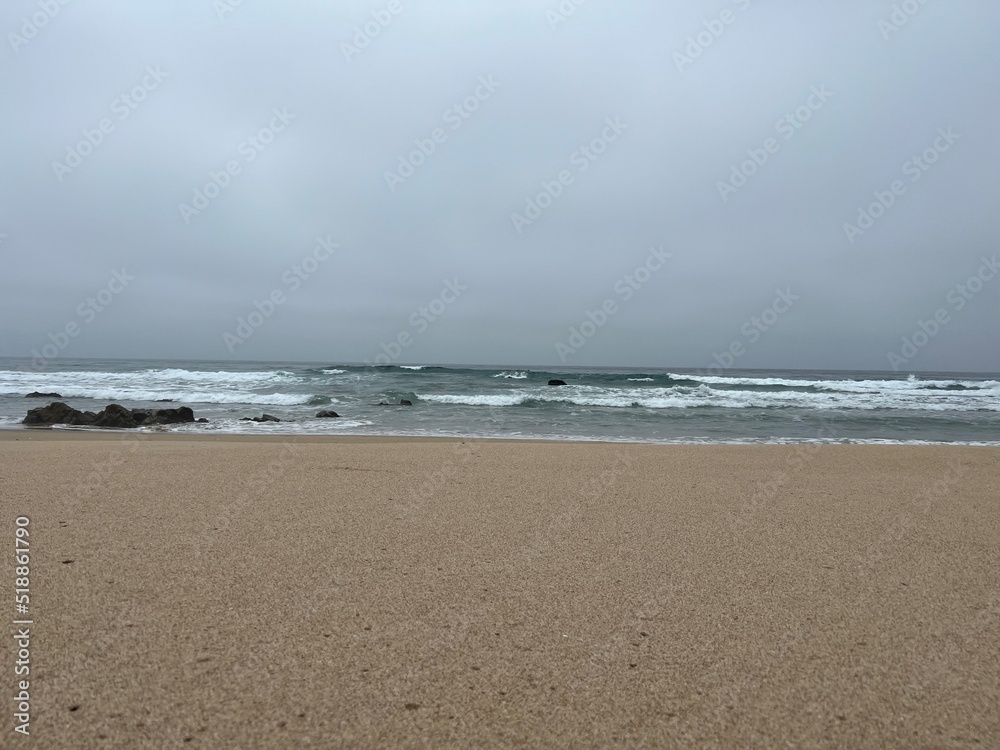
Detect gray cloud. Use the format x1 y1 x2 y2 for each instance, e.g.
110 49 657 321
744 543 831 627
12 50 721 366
2 0 998 372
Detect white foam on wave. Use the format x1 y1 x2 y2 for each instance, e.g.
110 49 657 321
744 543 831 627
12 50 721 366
163 417 374 433
678 373 823 388
400 365 424 370
0 367 297 392
0 367 324 405
628 377 654 382
38 388 321 406
417 382 1000 411
492 371 528 379
675 371 1000 395
321 368 346 375
140 368 300 383
420 394 525 407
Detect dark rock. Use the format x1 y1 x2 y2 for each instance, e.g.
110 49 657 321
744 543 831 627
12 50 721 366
91 404 137 428
400 399 413 406
377 401 389 406
23 401 198 428
154 399 174 402
25 391 62 398
548 379 567 386
131 407 195 425
149 407 195 425
197 418 209 423
22 402 95 426
242 413 281 423
316 410 340 418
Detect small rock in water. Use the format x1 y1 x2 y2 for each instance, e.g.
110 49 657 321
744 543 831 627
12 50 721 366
316 410 340 418
548 379 567 386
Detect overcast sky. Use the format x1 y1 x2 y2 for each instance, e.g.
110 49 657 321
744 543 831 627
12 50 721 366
2 0 997 372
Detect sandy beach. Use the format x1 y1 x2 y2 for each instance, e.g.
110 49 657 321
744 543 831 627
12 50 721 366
2 431 998 748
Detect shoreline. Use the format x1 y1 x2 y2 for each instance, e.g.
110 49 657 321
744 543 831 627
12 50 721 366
2 425 999 447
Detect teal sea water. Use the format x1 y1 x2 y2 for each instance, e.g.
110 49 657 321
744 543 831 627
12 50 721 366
0 358 997 444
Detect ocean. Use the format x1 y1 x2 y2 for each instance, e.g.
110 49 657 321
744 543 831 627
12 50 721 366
0 357 997 445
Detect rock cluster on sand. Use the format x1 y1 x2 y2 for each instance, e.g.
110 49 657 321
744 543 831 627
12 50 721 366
23 402 198 428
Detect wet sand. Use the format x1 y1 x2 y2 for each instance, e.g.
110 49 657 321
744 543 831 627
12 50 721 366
2 431 998 748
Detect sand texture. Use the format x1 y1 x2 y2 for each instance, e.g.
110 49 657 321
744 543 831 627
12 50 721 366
1 432 998 748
